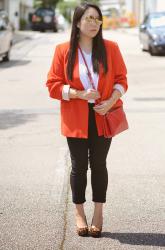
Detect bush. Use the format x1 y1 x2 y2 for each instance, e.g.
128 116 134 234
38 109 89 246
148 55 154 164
20 18 27 30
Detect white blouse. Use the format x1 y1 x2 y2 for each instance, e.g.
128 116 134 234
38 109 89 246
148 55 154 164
62 48 125 101
78 49 98 103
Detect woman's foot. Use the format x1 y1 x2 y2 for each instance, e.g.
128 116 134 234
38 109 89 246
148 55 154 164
76 214 88 236
89 215 103 238
76 214 88 228
91 215 103 230
75 204 88 237
89 202 103 238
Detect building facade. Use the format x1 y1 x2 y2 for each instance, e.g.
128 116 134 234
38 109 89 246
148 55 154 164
0 0 33 30
125 0 165 24
100 0 125 12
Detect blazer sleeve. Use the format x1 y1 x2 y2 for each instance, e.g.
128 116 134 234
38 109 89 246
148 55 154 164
46 45 65 100
113 43 128 93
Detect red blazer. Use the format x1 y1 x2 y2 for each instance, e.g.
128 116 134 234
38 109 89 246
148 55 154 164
46 39 128 138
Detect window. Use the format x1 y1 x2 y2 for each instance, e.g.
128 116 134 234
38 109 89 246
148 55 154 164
150 15 165 28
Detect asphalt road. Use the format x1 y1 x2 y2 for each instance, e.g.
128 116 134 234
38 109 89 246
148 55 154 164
0 29 165 250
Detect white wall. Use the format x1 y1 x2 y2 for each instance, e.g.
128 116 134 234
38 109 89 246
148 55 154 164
20 0 33 7
156 0 165 11
6 0 33 30
8 0 20 30
125 0 133 12
100 0 120 11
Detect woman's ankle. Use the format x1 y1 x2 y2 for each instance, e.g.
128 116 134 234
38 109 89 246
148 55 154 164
94 202 103 215
92 202 103 227
75 211 87 227
75 204 85 217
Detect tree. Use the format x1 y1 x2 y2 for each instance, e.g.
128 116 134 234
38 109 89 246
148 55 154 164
57 1 77 23
57 0 100 23
33 0 60 8
80 0 99 3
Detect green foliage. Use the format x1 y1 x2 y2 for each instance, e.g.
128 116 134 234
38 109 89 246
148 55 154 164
33 0 100 9
80 0 99 4
33 0 59 8
20 18 27 30
33 0 100 23
57 0 100 23
57 1 77 23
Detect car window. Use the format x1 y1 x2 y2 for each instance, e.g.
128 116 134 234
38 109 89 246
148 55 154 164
150 15 165 28
36 9 54 16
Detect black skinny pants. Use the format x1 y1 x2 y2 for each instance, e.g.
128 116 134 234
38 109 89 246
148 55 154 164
67 103 112 204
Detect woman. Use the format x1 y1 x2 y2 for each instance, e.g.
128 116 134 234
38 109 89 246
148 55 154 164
46 2 128 238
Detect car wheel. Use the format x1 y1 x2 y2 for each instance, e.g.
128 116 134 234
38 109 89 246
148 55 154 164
53 27 58 32
2 50 10 62
142 47 147 52
149 46 157 56
140 43 146 51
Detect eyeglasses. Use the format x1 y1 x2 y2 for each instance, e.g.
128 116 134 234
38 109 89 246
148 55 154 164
83 15 102 26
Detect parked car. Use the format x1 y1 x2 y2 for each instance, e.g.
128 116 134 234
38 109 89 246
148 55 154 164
0 10 13 62
31 7 58 32
139 12 165 55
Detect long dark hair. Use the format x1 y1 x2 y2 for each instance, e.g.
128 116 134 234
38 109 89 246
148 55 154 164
67 2 108 80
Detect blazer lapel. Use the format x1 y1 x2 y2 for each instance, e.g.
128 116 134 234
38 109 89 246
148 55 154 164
71 48 85 90
97 63 104 94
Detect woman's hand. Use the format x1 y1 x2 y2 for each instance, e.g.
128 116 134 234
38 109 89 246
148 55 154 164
94 89 122 115
93 99 114 115
77 89 100 101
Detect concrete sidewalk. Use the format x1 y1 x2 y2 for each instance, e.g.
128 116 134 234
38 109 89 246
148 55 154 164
111 27 139 36
13 30 40 45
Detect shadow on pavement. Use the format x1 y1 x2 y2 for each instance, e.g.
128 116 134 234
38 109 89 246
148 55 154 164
13 35 33 45
0 60 31 69
151 54 165 57
102 232 165 247
0 111 37 130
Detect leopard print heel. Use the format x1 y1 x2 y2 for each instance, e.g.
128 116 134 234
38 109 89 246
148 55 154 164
76 216 88 237
89 217 103 238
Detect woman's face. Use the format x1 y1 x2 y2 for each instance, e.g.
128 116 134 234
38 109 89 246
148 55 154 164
77 7 102 39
